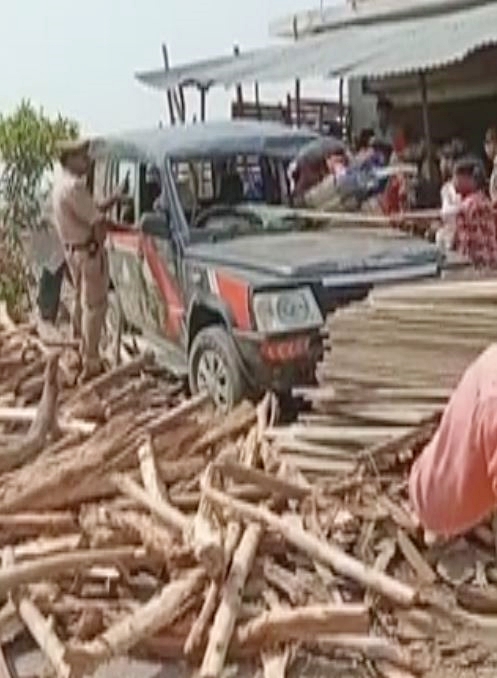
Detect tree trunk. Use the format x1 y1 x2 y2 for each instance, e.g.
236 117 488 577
200 523 262 678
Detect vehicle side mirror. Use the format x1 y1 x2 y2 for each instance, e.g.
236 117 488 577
140 211 170 238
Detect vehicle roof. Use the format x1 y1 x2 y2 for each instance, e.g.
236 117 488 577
90 120 318 164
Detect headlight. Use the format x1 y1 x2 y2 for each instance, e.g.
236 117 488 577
252 287 323 333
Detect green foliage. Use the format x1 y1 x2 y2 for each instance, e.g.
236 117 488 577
0 100 79 317
0 99 79 237
0 233 28 321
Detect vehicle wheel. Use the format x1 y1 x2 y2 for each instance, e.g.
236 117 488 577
188 326 246 412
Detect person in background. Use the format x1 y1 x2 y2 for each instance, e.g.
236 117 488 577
32 196 67 325
435 140 466 253
373 96 395 156
410 343 497 537
451 157 497 268
298 150 350 211
484 126 497 202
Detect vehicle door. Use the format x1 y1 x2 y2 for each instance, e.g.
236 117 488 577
104 157 147 331
136 161 186 346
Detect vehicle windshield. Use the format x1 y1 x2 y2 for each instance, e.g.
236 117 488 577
171 154 313 241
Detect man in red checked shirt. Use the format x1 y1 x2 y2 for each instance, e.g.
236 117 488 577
451 158 497 268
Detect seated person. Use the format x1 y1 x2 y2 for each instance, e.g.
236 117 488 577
219 161 243 205
142 164 162 213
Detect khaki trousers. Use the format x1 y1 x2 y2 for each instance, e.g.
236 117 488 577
65 246 109 371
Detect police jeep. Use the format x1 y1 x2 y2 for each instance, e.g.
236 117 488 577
89 121 441 411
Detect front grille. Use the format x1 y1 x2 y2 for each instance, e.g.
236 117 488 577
311 281 371 317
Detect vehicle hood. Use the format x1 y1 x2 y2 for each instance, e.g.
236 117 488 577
185 228 440 286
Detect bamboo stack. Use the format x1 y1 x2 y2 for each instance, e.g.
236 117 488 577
293 278 497 438
1 302 497 678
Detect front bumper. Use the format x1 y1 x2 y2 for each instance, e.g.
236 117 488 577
233 329 323 394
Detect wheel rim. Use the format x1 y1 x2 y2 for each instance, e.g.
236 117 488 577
196 349 231 410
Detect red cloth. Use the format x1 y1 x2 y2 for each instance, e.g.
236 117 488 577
409 345 497 537
453 192 497 267
379 174 408 216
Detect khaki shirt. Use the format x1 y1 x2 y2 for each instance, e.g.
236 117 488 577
52 164 100 245
490 158 497 203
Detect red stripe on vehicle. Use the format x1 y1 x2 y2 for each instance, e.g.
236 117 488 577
108 231 140 254
142 236 184 338
214 271 251 331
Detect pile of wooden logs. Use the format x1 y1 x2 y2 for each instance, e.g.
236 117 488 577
2 301 497 678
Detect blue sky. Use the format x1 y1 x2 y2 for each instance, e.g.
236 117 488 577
0 0 340 134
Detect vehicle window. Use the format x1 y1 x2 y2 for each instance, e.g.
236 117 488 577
117 160 137 200
92 159 107 203
171 154 298 240
139 163 167 216
171 160 214 223
109 160 138 224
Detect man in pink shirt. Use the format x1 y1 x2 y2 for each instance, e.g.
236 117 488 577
409 344 497 537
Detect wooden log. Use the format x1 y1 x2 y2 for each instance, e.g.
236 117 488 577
146 391 209 437
184 519 243 658
112 473 189 535
0 547 147 597
137 437 168 502
10 534 83 562
204 487 416 607
16 596 72 678
0 601 23 645
396 529 436 585
66 353 153 408
0 406 96 436
237 604 369 647
190 400 257 456
184 580 218 657
0 353 59 473
0 511 76 536
70 567 205 667
215 458 310 501
261 648 291 678
263 558 307 606
79 505 175 562
187 464 224 577
315 635 416 672
0 413 138 513
200 523 262 678
0 645 14 678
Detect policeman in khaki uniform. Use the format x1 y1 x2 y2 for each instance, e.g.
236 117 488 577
52 139 127 381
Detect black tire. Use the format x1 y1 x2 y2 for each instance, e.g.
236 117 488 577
188 326 246 412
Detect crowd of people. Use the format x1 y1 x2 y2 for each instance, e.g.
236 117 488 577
289 96 497 268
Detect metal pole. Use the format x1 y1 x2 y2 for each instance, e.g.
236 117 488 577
161 44 176 126
338 77 344 139
200 87 207 122
295 79 301 128
233 45 244 116
419 71 433 181
293 17 301 128
254 82 261 120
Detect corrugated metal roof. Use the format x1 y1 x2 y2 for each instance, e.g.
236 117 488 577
136 2 497 90
269 0 487 38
